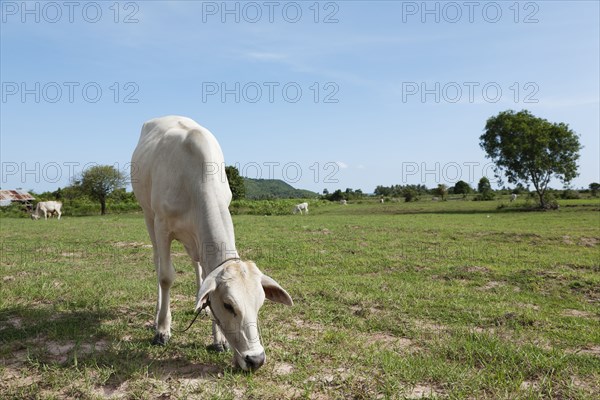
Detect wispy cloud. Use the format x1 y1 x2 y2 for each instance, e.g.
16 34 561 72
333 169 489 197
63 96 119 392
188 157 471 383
336 161 349 169
244 51 289 61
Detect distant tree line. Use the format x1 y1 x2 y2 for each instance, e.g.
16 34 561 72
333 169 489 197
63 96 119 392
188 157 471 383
321 188 364 201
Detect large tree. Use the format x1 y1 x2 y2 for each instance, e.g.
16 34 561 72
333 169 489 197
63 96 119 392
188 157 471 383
79 165 126 215
480 110 581 208
454 180 472 197
225 166 246 200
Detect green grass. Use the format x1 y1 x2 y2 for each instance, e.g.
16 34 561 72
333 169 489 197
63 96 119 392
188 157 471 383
1 198 599 399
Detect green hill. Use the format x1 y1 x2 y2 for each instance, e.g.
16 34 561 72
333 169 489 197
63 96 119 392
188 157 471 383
243 178 317 199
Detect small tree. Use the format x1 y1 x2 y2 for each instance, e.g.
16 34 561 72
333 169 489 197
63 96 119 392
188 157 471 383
225 166 246 200
475 177 495 201
434 184 448 200
403 187 418 202
590 183 600 197
80 165 126 215
454 180 472 197
480 110 581 208
328 189 344 202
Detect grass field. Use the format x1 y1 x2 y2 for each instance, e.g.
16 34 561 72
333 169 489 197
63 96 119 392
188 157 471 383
1 198 599 399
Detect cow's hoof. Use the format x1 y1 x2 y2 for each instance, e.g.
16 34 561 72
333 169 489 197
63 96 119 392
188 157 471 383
152 333 169 346
207 342 229 353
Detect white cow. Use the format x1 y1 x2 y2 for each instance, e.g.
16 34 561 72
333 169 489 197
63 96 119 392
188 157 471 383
31 201 62 220
131 116 292 371
340 199 347 205
510 193 518 202
380 198 384 204
293 202 309 214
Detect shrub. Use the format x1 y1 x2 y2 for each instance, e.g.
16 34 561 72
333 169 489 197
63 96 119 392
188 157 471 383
0 203 30 218
474 191 495 201
561 189 581 200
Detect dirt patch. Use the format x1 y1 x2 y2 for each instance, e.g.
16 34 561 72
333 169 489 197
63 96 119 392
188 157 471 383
414 319 447 333
61 252 82 258
273 362 294 375
561 309 595 318
567 345 600 358
479 281 504 291
0 366 41 389
93 381 130 399
3 316 23 328
578 237 599 247
310 228 332 235
562 235 575 245
351 305 382 318
520 380 539 391
365 332 416 352
515 303 540 311
46 341 75 363
305 367 352 386
571 376 600 394
464 266 491 274
114 241 153 248
45 339 110 363
293 319 325 332
403 383 444 399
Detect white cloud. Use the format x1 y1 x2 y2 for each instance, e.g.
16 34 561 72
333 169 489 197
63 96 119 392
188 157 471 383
244 52 288 61
336 161 349 169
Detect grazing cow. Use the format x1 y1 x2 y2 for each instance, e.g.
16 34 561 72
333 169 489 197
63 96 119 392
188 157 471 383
293 202 309 214
510 193 518 202
380 198 384 204
340 199 347 205
31 201 62 220
131 116 293 372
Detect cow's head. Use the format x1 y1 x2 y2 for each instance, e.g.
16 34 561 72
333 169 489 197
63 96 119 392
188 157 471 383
195 260 293 371
30 213 40 220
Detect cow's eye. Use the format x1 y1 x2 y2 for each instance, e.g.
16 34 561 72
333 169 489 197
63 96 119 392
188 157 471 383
223 303 236 316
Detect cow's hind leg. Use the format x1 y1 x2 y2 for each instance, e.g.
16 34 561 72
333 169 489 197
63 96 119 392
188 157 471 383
152 217 175 346
143 215 160 333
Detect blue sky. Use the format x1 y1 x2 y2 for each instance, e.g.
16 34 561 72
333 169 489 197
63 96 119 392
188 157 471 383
1 0 598 194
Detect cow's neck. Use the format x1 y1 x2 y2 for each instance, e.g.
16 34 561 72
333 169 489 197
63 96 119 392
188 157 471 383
200 223 239 275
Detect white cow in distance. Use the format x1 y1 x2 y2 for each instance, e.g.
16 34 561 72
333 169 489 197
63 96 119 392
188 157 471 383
293 202 309 214
31 201 62 220
340 199 347 205
131 116 293 372
510 193 518 202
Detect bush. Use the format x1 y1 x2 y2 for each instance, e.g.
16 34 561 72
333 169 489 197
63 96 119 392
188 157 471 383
403 189 418 202
542 192 559 210
561 189 581 200
0 203 30 218
473 191 495 201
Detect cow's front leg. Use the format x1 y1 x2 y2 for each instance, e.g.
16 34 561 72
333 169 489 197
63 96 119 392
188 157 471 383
209 319 230 353
193 261 203 307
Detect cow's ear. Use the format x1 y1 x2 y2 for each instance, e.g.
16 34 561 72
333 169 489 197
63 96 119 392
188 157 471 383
261 275 293 306
195 273 218 313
